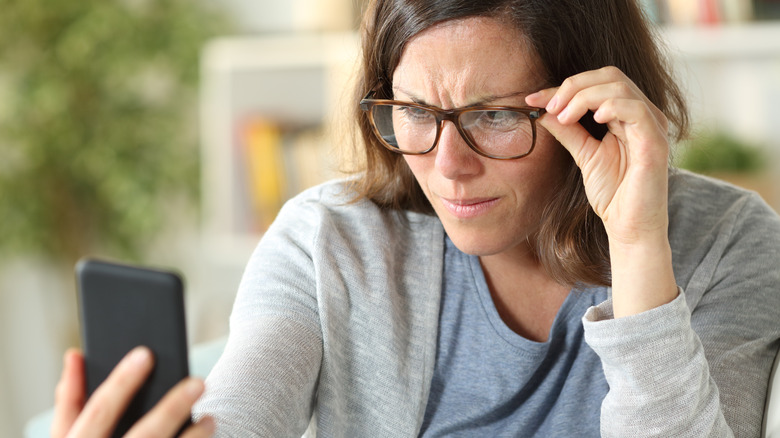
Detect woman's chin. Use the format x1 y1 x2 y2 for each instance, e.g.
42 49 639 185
444 230 520 258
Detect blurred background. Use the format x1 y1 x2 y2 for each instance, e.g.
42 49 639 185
1 0 778 436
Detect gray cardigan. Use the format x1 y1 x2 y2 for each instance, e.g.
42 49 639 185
194 170 780 437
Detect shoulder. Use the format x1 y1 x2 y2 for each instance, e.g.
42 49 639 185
237 178 445 319
668 168 780 240
668 168 765 215
667 169 780 306
265 178 443 268
277 178 439 238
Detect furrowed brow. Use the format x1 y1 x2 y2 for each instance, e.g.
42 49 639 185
392 85 531 107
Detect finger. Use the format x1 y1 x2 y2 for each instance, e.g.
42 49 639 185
66 346 154 438
538 112 597 161
553 82 641 125
179 416 216 438
546 67 669 135
546 66 641 115
125 378 206 438
525 87 558 108
562 85 668 137
51 349 86 438
593 98 669 147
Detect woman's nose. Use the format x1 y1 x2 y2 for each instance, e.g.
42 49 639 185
434 121 481 179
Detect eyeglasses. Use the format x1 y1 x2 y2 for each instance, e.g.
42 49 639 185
359 84 545 160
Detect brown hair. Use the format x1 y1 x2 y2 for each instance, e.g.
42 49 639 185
346 0 689 286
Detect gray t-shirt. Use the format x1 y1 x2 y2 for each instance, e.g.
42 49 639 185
419 236 609 437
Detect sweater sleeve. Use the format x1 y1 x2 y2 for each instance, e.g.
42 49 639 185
192 193 325 437
583 184 780 437
583 290 733 437
681 192 780 437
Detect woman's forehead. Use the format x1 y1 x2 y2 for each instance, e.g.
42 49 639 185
392 17 543 104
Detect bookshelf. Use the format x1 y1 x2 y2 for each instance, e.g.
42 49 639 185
200 33 359 261
661 21 780 56
659 23 780 147
643 0 780 25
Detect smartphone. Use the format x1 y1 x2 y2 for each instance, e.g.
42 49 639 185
76 259 190 437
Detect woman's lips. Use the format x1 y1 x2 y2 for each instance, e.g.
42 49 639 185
439 197 500 219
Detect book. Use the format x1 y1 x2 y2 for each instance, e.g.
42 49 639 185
241 118 286 231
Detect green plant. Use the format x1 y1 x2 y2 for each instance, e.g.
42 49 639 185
0 0 231 266
676 130 767 175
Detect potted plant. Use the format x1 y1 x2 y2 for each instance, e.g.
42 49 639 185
675 130 775 208
0 0 230 269
0 0 232 364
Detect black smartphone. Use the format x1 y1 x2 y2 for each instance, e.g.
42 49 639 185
76 259 190 437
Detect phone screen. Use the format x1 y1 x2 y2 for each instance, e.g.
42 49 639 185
76 259 190 437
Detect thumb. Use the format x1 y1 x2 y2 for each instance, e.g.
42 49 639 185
538 112 599 167
51 349 86 438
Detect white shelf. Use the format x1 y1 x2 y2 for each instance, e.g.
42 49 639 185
660 22 780 59
658 23 780 152
199 33 360 258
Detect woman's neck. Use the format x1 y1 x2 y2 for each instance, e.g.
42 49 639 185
479 246 571 342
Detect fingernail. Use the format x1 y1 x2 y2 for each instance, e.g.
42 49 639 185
128 346 152 366
185 378 204 397
593 107 604 122
547 96 559 112
557 107 569 122
199 415 216 433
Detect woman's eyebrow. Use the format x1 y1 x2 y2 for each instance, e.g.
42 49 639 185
391 85 430 104
392 85 532 106
476 90 531 105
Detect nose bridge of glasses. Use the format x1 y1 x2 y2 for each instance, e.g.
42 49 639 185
435 111 476 156
434 107 462 125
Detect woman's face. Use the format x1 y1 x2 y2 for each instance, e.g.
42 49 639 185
392 16 570 259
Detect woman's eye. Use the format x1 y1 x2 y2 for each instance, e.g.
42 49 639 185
476 111 524 130
396 106 433 122
485 111 517 123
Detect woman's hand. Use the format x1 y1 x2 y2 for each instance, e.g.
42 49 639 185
52 347 215 438
526 66 678 317
527 66 670 242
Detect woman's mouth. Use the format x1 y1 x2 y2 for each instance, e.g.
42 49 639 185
439 197 500 219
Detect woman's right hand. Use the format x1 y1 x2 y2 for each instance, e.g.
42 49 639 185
51 346 215 438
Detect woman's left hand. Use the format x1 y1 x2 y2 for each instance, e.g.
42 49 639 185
526 66 678 317
526 66 670 244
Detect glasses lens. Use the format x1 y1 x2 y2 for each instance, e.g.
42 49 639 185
459 110 534 158
371 104 437 153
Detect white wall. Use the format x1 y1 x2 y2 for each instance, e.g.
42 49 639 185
0 260 74 437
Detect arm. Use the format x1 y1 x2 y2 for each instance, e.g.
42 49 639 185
582 290 732 437
678 188 780 436
527 67 736 436
581 188 780 437
192 197 324 437
527 66 678 318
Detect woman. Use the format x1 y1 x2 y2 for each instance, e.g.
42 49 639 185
53 0 780 436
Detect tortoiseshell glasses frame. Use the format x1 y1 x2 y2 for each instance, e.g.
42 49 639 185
359 83 545 160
